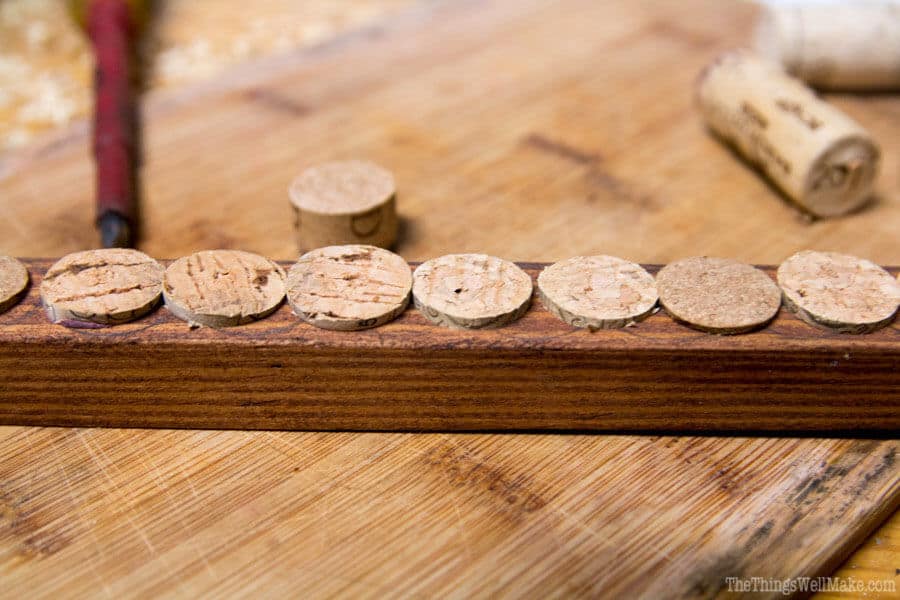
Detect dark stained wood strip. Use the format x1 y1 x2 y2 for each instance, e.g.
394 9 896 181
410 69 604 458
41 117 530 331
0 260 896 433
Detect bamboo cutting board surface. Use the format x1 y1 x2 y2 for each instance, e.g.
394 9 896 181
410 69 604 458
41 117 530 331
0 0 898 597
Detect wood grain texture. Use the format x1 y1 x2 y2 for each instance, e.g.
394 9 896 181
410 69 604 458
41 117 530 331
0 0 899 596
824 510 900 600
2 0 899 265
1 259 898 433
0 428 896 598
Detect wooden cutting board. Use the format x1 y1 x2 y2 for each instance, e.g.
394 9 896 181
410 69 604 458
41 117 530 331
0 0 897 597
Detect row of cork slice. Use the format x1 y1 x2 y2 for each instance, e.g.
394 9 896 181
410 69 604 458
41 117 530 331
0 248 897 335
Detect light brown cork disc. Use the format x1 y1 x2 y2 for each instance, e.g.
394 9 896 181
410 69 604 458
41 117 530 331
412 254 532 330
537 255 658 330
164 250 286 328
40 249 163 327
289 160 398 252
286 245 412 331
0 255 29 315
777 250 900 333
657 257 781 334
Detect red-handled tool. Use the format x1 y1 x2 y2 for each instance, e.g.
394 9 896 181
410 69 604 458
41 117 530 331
69 0 149 247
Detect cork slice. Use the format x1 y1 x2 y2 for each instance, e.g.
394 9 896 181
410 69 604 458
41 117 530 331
289 160 395 216
412 254 532 330
40 249 164 328
657 257 781 334
164 250 286 328
777 250 900 333
286 245 412 331
0 255 29 315
537 255 658 330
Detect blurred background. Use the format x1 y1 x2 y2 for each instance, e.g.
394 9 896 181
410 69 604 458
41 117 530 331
0 0 414 152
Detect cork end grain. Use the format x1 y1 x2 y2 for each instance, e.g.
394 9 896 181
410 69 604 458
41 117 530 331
0 255 29 315
777 250 900 333
289 160 395 216
40 249 163 327
805 135 880 217
657 257 781 335
537 255 658 330
286 245 411 331
412 254 532 330
164 250 286 328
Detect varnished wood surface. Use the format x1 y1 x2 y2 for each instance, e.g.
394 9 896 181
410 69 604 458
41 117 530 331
1 260 898 433
0 0 898 596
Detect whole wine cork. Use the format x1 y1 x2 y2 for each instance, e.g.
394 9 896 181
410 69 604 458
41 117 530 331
412 254 532 330
289 160 398 252
537 255 658 330
0 256 29 315
697 51 880 217
164 250 286 328
755 2 900 91
286 245 411 331
657 257 781 335
41 249 164 327
777 250 900 333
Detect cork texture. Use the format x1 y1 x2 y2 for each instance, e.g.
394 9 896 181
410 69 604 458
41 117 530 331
755 2 900 91
40 249 164 327
777 250 900 333
657 256 781 334
537 255 658 330
412 254 532 330
164 250 286 328
289 160 398 251
0 255 29 315
286 245 412 331
697 51 880 217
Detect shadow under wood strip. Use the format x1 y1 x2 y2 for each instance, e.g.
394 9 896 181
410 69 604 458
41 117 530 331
0 260 896 433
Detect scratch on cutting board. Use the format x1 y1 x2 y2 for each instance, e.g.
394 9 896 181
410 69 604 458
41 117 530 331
51 454 115 600
127 431 219 581
76 431 188 592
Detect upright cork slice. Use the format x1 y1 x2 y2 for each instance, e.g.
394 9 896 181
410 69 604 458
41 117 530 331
40 249 163 327
164 250 286 328
0 256 29 315
777 250 899 333
289 160 398 252
537 255 657 330
697 51 880 217
412 254 532 330
286 245 412 331
657 257 781 335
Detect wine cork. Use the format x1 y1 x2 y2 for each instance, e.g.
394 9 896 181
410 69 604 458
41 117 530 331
0 256 29 315
289 160 398 252
286 245 411 331
657 257 781 335
537 255 658 330
697 51 880 217
412 254 532 330
41 249 164 327
755 2 900 91
777 250 900 333
164 250 286 328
